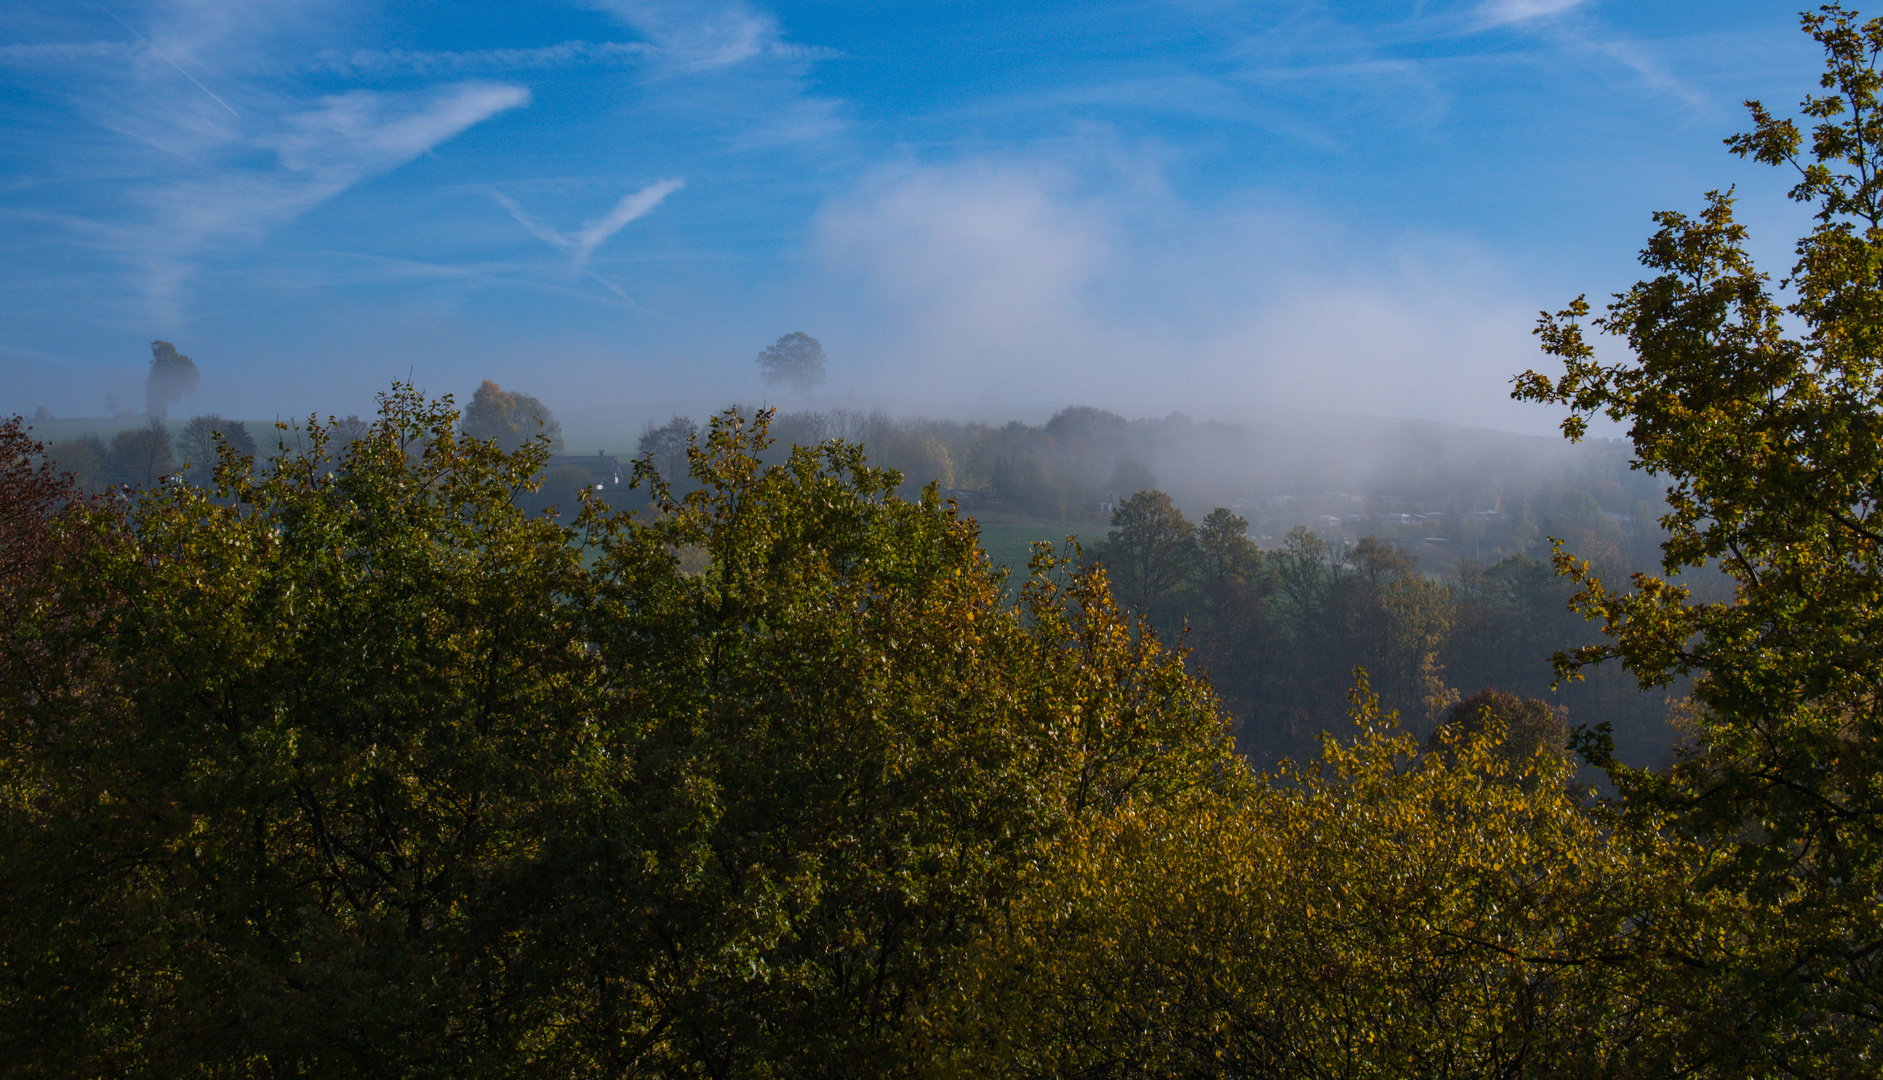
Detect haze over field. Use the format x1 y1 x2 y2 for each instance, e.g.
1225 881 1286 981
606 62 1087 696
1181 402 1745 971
0 0 1815 432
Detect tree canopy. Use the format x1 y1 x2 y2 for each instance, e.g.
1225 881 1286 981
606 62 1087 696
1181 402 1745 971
0 387 1240 1077
175 413 255 486
756 331 827 394
459 378 564 453
1513 4 1883 1065
144 340 200 420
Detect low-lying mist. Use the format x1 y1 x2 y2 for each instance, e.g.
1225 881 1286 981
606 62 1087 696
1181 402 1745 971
29 383 1698 771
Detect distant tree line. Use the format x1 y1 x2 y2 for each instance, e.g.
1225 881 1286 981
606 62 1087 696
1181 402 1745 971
707 401 1673 572
605 407 1680 767
46 414 258 492
1087 494 1679 766
38 382 1677 769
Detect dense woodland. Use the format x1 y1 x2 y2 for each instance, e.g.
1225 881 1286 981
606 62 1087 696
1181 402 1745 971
0 395 1712 1078
37 391 1685 768
11 9 1883 1075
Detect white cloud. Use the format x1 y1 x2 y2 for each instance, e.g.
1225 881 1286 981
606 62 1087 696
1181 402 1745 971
128 82 530 312
1474 0 1589 28
813 157 1550 429
817 162 1115 371
586 0 800 71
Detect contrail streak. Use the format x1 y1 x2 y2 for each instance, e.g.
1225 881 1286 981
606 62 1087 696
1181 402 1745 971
493 178 686 270
99 3 239 117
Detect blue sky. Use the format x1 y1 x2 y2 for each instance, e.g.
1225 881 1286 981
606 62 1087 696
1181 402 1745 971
0 0 1825 434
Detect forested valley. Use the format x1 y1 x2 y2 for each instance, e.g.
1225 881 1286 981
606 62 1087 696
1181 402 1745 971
759 402 1692 768
11 8 1883 1077
34 383 1690 771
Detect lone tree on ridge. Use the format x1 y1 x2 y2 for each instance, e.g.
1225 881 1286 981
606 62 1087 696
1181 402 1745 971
146 340 200 420
756 332 826 395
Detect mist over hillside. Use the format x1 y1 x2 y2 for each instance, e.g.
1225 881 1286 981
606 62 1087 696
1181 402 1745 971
37 386 1654 566
29 383 1695 772
556 395 1662 567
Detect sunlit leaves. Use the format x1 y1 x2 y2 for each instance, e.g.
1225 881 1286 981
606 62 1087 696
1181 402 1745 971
936 679 1697 1078
0 390 1247 1078
1512 4 1883 1067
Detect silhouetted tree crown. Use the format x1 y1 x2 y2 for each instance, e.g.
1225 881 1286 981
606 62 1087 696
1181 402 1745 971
636 414 697 483
107 420 173 488
756 332 826 394
176 415 255 486
145 340 200 420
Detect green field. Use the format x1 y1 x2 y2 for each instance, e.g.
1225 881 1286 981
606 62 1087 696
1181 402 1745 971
20 417 169 442
972 521 1086 572
20 417 282 443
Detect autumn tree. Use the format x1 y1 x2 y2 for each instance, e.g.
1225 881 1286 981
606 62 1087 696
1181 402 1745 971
501 411 1231 1076
0 390 1234 1078
1197 506 1262 595
1429 686 1567 777
1099 489 1197 625
460 378 564 453
936 676 1684 1078
1513 5 1883 1067
0 389 591 1077
0 416 101 704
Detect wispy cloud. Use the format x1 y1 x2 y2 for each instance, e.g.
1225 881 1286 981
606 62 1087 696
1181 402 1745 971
1583 36 1707 108
127 82 531 312
1465 0 1706 108
1226 0 1703 118
586 0 836 72
1474 0 1590 29
0 0 533 318
95 3 241 115
494 178 686 269
0 40 136 65
264 84 529 177
303 40 651 77
301 249 647 310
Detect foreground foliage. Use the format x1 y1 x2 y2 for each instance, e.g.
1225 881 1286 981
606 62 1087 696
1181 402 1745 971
1513 4 1883 1069
0 389 1775 1077
15 11 1883 1071
0 394 1694 1077
0 393 1243 1077
940 681 1674 1078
